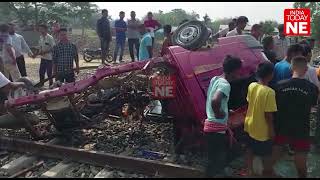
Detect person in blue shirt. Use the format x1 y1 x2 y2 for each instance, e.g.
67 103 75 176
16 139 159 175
271 44 305 86
138 24 152 61
113 11 127 64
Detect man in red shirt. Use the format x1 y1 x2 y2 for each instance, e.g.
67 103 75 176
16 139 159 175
144 12 161 47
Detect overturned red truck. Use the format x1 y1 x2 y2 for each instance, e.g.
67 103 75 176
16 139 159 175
6 21 267 151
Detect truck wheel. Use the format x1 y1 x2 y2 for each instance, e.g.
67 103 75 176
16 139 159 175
172 20 209 51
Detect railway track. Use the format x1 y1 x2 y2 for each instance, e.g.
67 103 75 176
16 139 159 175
0 136 205 178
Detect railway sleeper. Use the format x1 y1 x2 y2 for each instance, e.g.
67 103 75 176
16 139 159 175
41 161 75 178
0 138 60 176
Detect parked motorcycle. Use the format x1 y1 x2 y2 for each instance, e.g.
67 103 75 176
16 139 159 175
82 48 113 63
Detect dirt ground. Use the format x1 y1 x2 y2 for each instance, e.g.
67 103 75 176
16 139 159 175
25 52 145 85
25 56 108 83
25 39 162 84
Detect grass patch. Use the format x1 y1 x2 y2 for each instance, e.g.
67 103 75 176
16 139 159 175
72 28 97 38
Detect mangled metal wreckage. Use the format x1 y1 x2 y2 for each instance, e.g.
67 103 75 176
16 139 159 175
3 21 267 151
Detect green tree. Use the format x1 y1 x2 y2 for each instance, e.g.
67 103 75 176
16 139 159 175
37 2 70 25
143 9 200 26
0 2 69 25
0 2 97 32
67 2 98 37
259 20 278 35
294 2 320 40
190 11 200 20
208 17 234 34
6 2 36 25
0 2 16 23
203 13 211 26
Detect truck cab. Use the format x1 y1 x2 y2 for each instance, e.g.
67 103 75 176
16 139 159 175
164 35 268 151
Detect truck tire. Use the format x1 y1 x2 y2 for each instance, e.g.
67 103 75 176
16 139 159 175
172 20 209 51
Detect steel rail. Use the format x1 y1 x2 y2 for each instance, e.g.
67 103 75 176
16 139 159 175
0 136 205 178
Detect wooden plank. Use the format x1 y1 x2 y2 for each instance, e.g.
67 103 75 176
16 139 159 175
0 137 204 178
0 155 37 175
41 162 74 178
9 161 44 178
94 168 113 178
0 138 59 176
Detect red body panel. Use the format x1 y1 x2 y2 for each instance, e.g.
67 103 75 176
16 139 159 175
8 35 267 150
165 35 267 148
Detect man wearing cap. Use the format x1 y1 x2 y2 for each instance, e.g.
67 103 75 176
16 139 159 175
226 16 249 37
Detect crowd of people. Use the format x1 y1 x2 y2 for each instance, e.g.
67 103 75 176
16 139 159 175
0 22 79 88
0 9 169 89
0 8 319 178
204 17 318 178
97 9 168 64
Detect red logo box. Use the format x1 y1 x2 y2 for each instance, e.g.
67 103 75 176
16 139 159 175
151 75 176 99
284 8 311 36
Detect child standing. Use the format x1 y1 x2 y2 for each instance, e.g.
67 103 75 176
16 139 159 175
272 56 318 178
204 55 242 177
244 62 277 177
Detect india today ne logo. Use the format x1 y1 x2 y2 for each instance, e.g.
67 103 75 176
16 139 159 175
284 8 311 36
151 75 176 99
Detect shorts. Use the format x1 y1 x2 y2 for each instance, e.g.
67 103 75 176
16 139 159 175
273 135 311 152
245 133 272 156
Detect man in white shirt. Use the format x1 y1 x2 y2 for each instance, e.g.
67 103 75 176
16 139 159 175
127 11 141 62
251 24 263 42
33 24 55 87
0 24 20 82
226 16 248 37
8 23 33 77
212 19 237 41
300 43 320 90
273 24 290 61
0 72 42 139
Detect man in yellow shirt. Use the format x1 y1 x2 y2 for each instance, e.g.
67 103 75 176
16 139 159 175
244 62 277 177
